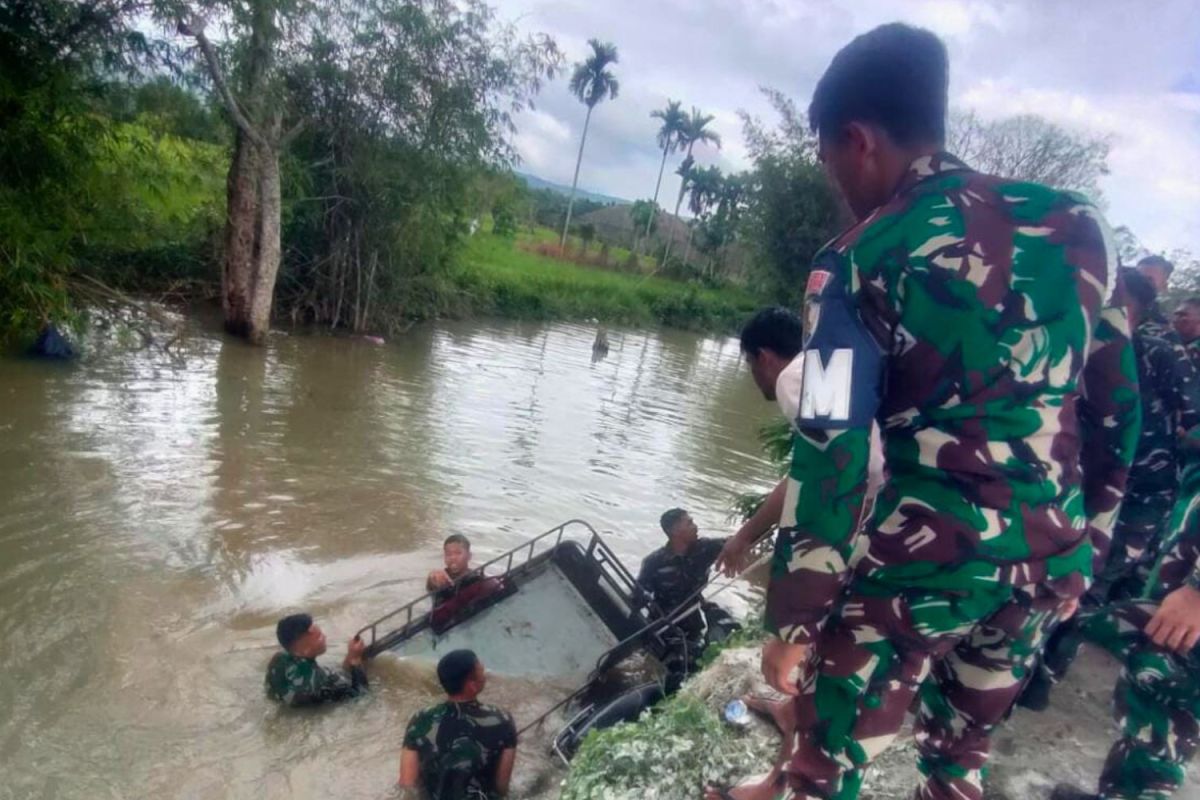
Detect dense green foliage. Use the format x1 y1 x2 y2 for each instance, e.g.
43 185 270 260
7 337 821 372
270 0 562 332
0 0 199 340
562 692 774 800
737 89 843 308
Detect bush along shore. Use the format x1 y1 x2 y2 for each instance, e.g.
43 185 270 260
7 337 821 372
559 619 773 800
449 233 760 334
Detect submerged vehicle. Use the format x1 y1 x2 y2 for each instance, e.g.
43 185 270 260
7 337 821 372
355 519 701 760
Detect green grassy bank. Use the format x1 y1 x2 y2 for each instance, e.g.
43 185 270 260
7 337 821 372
450 233 760 333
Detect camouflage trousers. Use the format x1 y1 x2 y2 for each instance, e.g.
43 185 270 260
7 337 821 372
1068 601 1200 800
785 572 1063 800
1034 494 1175 688
1096 492 1176 601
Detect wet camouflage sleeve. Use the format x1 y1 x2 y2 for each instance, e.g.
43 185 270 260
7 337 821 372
265 652 367 707
1079 274 1141 572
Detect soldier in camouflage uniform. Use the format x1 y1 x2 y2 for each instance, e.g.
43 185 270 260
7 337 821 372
1171 297 1200 360
1021 270 1200 709
723 24 1139 800
1050 451 1200 800
400 649 517 800
264 613 369 707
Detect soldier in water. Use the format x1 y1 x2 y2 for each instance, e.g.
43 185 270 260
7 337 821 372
709 22 1138 800
265 613 369 707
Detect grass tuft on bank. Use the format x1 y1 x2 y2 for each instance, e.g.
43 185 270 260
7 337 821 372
452 234 759 332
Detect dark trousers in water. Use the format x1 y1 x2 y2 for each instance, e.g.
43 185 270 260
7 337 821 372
662 602 739 693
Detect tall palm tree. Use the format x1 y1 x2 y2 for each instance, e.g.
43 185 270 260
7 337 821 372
661 107 720 267
683 165 723 267
643 99 686 249
561 39 619 252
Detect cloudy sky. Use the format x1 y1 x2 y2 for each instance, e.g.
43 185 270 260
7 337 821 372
493 0 1200 255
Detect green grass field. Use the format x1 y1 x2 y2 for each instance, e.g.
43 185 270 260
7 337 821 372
452 232 759 332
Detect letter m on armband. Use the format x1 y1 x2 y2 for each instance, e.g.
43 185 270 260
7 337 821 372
797 264 882 430
800 349 854 422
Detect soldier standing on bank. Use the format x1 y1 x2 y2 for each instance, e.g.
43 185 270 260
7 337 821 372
707 22 1139 800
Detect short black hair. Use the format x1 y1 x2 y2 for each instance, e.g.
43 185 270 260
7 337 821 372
443 534 470 550
1138 255 1174 276
809 23 948 146
276 613 313 651
740 307 804 359
660 508 688 536
437 649 479 694
1120 267 1156 311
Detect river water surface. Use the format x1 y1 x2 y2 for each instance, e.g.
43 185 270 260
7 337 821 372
0 316 777 799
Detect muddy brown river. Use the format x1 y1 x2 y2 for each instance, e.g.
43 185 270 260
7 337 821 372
0 316 777 799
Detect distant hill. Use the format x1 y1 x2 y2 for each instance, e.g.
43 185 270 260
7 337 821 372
517 172 630 207
577 204 689 248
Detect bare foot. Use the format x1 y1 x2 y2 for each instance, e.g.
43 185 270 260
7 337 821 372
744 695 794 736
703 770 783 800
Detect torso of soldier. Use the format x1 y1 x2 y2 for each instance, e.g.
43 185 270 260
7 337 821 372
814 152 1114 586
264 651 362 707
1128 333 1191 498
403 700 517 800
1137 308 1172 341
638 538 725 614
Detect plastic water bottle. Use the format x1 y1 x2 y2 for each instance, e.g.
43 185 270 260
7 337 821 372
723 698 751 727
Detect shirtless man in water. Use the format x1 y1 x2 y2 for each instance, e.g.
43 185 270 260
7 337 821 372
426 533 477 599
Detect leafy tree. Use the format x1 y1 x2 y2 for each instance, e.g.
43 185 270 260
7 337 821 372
629 199 657 246
173 0 319 344
738 88 841 307
0 0 174 341
661 106 720 267
948 111 1111 200
101 75 225 143
682 165 722 267
578 222 596 254
561 39 619 251
642 99 686 248
276 0 560 332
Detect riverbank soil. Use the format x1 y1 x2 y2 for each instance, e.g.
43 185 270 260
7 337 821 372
685 645 1200 800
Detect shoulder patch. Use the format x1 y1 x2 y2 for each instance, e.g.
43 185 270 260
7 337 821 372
806 269 832 296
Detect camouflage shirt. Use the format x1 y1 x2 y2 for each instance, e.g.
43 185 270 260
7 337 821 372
767 152 1140 645
637 537 725 615
1138 306 1172 340
1125 333 1200 501
264 652 368 707
403 700 517 800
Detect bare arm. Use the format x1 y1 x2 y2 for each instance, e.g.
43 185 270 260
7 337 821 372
715 478 787 576
494 747 517 796
738 478 788 544
398 748 421 788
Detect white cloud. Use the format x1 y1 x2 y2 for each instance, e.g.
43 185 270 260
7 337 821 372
495 0 1200 252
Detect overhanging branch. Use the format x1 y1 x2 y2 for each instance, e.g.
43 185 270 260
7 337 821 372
178 12 267 148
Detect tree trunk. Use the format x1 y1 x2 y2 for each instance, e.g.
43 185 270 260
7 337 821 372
683 223 694 268
561 105 593 252
222 122 282 345
660 142 695 269
642 144 670 252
